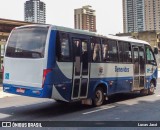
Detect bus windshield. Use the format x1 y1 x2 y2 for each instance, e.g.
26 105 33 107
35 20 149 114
6 27 48 58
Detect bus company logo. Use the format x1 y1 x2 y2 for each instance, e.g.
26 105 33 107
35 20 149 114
99 67 104 74
5 73 9 80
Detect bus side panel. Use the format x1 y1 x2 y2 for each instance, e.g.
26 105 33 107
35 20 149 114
46 30 57 69
88 63 133 97
41 30 57 98
116 77 133 93
50 62 72 101
45 30 72 101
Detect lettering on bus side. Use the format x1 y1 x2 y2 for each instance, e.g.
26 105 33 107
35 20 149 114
115 66 129 72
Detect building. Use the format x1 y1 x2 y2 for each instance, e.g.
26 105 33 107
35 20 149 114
24 0 46 23
145 0 160 31
123 0 160 33
74 5 96 32
116 31 160 49
123 0 145 33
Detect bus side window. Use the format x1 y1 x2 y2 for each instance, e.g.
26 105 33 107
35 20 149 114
102 39 118 62
56 32 61 60
118 41 123 62
102 38 109 61
123 42 132 63
91 37 101 62
118 41 132 63
145 45 156 65
57 32 71 62
108 40 118 62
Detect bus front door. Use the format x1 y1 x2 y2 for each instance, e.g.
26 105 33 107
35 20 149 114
133 47 140 90
133 46 145 90
71 38 90 100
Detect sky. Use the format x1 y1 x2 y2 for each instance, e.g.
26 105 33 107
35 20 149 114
0 0 123 35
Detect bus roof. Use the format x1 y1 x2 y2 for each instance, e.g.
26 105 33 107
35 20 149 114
106 35 149 45
52 25 149 45
15 24 150 45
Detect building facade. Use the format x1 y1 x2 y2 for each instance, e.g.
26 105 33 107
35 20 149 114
24 0 46 23
116 31 160 49
123 0 145 33
123 0 160 33
74 5 96 32
145 0 160 31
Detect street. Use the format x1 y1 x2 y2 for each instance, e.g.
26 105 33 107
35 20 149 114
0 79 160 123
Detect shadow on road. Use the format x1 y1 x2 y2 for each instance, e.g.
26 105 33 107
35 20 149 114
106 92 142 103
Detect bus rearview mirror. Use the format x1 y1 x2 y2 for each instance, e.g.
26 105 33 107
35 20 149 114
153 47 158 55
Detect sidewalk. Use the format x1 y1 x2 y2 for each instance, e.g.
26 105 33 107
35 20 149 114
0 86 16 98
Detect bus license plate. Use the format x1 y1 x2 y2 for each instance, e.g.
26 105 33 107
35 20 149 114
16 88 25 93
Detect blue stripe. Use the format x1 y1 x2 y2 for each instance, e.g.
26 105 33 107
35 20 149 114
3 83 52 98
47 30 56 69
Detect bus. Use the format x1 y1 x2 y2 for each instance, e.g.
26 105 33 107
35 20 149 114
3 24 158 106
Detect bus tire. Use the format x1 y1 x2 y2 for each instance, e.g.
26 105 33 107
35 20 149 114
92 87 104 107
148 82 155 95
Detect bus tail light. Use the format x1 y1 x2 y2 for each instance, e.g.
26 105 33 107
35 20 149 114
42 69 52 88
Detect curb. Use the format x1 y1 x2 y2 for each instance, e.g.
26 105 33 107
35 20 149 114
0 86 17 98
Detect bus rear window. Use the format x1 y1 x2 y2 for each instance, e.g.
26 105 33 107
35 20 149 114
6 27 48 58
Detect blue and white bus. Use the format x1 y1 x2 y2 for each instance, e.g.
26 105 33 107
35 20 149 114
3 24 158 106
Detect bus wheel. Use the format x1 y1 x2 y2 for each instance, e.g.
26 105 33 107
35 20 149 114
93 87 104 107
148 82 155 95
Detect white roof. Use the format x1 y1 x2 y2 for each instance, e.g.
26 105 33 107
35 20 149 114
16 24 149 45
52 25 149 45
106 35 149 45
